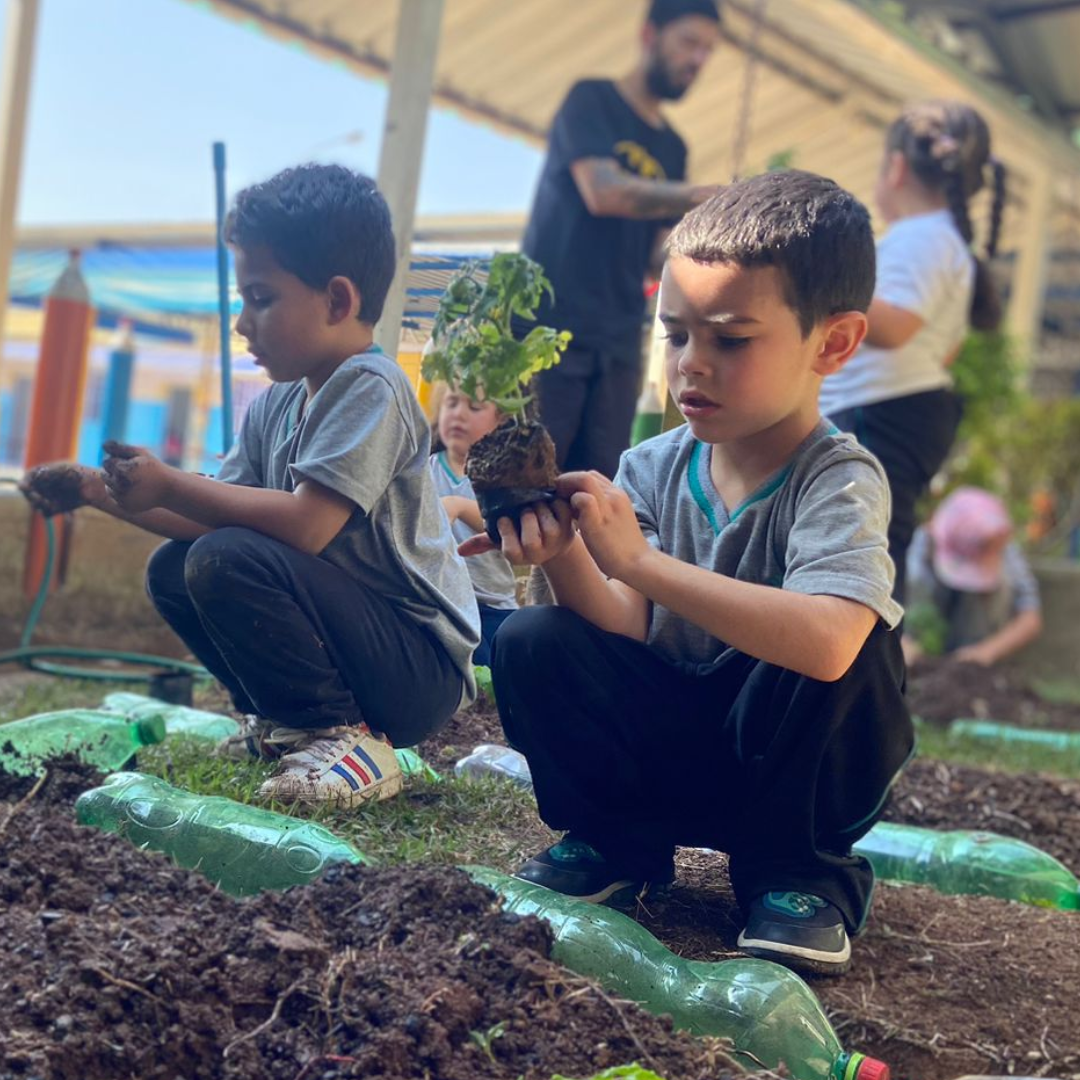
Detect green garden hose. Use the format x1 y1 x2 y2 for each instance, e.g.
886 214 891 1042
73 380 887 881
1 478 207 684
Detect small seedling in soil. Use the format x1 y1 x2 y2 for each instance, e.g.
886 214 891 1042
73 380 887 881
423 252 571 543
20 462 93 516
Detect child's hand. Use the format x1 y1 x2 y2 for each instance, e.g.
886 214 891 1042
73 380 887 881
19 462 107 516
441 495 484 532
557 471 652 581
458 499 575 565
101 441 173 512
952 642 996 667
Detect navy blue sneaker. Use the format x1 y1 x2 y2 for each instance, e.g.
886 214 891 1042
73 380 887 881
515 837 675 904
737 891 851 976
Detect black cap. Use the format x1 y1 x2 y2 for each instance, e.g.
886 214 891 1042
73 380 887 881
647 0 721 29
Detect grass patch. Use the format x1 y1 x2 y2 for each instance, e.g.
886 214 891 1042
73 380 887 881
914 720 1080 779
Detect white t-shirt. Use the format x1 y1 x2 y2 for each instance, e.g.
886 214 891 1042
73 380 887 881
819 210 973 417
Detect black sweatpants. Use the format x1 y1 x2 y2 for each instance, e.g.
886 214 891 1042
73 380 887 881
145 527 463 745
536 343 643 479
829 389 962 604
492 606 913 932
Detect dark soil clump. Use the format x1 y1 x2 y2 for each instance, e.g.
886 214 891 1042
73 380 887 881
885 756 1080 872
2 783 751 1080
906 656 1080 729
0 754 105 807
20 464 86 515
465 419 559 492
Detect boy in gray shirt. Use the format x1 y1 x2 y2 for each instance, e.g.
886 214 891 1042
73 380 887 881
22 165 479 810
473 172 912 976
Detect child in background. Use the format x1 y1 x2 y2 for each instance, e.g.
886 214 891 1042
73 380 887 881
905 486 1042 667
820 101 1007 603
22 164 480 808
470 172 912 977
429 382 518 666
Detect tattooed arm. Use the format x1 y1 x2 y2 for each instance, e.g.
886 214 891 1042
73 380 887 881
570 157 719 220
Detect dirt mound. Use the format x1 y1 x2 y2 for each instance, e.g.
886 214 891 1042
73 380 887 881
418 693 503 770
1 785 749 1080
885 756 1080 873
906 657 1080 729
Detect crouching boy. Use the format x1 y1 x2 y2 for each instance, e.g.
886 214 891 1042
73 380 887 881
22 165 480 808
473 171 912 976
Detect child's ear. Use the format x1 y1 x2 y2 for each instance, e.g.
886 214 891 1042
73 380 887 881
813 311 868 376
326 276 362 325
883 149 907 189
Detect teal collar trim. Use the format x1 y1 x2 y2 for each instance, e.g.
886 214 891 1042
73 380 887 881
688 441 722 535
688 440 793 534
438 451 462 484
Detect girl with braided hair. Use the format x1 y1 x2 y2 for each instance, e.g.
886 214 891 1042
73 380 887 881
821 100 1007 604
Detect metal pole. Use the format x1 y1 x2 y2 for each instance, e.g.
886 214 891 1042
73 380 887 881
374 0 446 357
0 0 42 368
213 141 234 453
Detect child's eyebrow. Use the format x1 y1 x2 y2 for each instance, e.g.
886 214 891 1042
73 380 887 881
658 312 761 326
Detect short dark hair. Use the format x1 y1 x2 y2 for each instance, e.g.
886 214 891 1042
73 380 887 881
666 170 875 336
225 164 396 325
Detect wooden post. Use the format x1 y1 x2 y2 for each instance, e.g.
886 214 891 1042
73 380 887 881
374 0 446 359
0 0 42 367
1006 163 1054 374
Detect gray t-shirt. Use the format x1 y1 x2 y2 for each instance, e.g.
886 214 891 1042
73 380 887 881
428 452 518 611
216 348 481 701
907 527 1040 651
616 421 904 673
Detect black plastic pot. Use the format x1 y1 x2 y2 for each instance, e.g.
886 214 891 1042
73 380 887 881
475 486 557 546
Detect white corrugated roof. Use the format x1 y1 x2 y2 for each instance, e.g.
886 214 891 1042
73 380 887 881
188 0 1080 256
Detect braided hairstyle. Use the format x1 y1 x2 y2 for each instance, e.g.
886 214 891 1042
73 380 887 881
886 101 1007 331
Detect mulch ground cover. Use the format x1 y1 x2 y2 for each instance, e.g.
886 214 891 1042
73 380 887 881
425 694 1080 1080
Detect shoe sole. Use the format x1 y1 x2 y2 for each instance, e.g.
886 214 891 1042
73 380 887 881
736 930 852 977
260 775 404 809
516 875 674 905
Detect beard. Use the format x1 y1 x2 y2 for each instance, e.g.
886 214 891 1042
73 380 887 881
644 54 691 101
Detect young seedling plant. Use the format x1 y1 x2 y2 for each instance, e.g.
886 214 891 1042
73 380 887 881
422 252 571 543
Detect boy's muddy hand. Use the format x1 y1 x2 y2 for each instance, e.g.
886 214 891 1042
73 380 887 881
102 441 172 512
19 462 107 516
458 499 574 564
556 471 652 580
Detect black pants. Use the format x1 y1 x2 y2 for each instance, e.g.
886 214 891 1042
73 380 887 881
476 604 515 668
145 528 463 745
829 389 962 604
492 606 913 932
536 343 643 479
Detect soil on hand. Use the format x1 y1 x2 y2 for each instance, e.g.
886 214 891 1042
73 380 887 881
1 766 753 1080
465 419 559 491
906 656 1080 729
22 464 86 515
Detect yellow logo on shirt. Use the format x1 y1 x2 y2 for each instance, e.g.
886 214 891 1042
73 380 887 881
614 140 668 180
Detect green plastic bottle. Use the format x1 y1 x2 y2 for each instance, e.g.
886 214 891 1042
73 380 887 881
75 771 370 896
467 867 889 1080
854 821 1079 910
0 709 165 776
103 691 240 741
102 693 443 780
949 718 1080 752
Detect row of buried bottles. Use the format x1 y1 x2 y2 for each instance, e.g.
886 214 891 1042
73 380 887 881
3 694 1079 913
2 694 1078 1080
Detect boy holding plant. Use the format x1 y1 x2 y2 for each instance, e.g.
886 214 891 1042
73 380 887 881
466 172 913 976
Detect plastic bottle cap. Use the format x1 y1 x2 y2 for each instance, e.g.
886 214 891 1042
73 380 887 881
136 716 167 746
854 1057 890 1080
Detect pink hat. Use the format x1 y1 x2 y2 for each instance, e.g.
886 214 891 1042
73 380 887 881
929 487 1012 592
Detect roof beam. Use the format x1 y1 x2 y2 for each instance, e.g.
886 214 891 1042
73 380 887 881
993 1 1080 22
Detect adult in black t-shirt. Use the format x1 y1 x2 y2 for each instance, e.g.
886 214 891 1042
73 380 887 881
521 0 722 478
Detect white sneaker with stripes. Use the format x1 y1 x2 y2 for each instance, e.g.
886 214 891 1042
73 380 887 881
256 724 403 808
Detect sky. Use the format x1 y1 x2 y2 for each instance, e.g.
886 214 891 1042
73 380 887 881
2 0 544 226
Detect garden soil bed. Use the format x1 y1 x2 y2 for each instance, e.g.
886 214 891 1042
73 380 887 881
1 760 753 1080
906 656 1080 730
423 698 1080 1080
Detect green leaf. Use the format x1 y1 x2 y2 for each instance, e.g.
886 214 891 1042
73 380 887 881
551 1066 669 1080
428 252 571 415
